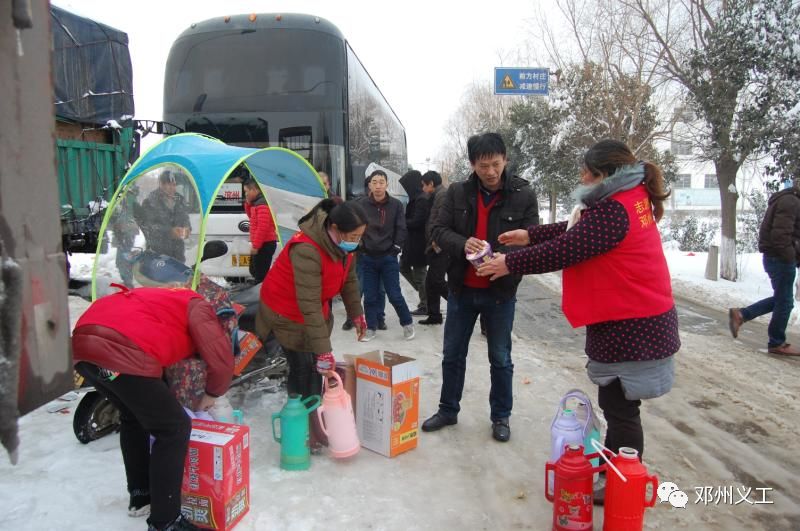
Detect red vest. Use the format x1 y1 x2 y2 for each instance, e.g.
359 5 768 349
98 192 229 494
464 192 499 289
75 287 202 366
562 185 673 327
260 231 353 323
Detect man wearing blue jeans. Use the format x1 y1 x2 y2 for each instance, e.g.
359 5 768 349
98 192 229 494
422 133 539 441
356 170 415 341
729 180 800 356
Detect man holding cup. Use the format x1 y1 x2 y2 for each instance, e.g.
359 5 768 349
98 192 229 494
421 133 539 442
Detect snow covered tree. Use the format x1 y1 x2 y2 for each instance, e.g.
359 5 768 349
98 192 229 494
624 0 800 281
503 61 671 222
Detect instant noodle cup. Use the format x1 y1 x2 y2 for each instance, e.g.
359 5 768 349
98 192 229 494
466 240 493 269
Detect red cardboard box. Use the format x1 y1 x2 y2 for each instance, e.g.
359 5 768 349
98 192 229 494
181 420 250 530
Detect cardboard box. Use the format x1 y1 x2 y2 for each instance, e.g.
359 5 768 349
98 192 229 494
355 351 420 457
338 354 359 415
181 420 250 530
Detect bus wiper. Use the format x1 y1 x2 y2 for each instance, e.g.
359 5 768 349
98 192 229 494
192 93 207 112
262 81 337 96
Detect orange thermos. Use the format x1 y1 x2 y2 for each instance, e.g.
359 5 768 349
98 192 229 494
603 447 658 531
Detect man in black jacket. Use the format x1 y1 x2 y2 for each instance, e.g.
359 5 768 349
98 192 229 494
419 171 448 325
400 170 431 315
136 170 192 263
422 133 539 442
729 179 800 356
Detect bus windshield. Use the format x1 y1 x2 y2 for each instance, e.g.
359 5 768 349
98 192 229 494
164 29 345 114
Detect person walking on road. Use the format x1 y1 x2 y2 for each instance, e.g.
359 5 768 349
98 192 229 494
729 179 800 356
421 132 539 442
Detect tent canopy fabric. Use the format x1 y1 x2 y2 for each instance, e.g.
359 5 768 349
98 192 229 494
120 133 326 214
93 133 326 298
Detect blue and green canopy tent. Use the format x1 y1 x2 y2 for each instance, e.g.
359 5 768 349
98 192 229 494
91 133 326 299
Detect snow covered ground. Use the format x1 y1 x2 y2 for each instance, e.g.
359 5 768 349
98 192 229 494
1 250 799 530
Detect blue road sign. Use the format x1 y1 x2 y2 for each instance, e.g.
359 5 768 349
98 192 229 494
494 67 549 96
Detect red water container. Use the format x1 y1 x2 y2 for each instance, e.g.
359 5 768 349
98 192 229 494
603 447 658 531
545 444 605 530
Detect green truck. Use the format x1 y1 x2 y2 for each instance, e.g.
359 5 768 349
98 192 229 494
52 6 138 257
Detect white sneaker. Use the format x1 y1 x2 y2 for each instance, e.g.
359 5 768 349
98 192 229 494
403 324 415 340
360 329 377 342
127 504 150 518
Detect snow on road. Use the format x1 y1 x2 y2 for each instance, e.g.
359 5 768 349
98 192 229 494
0 251 798 530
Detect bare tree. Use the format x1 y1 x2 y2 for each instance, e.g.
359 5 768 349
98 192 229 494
438 81 514 181
618 0 800 281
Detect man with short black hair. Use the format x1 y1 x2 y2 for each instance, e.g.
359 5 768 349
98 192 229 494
419 170 448 325
136 170 192 262
422 133 539 442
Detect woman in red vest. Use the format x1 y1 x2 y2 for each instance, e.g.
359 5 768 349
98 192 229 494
73 286 234 531
256 199 368 446
477 139 679 496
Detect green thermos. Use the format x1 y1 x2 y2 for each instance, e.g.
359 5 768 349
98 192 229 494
271 394 321 471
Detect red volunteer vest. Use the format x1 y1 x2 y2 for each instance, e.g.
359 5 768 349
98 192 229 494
464 191 500 289
75 287 201 366
261 231 354 323
562 185 673 327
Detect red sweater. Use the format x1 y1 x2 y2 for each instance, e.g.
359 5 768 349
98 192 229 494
245 196 277 249
463 191 499 289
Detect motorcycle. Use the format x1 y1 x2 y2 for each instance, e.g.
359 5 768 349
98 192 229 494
72 241 286 444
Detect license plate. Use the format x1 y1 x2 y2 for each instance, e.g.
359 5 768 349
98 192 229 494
232 254 250 267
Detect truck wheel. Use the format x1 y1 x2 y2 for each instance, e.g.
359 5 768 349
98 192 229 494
73 391 121 444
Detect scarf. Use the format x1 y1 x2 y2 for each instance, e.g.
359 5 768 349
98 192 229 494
567 162 646 229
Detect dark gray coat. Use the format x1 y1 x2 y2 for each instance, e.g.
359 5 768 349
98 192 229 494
355 193 407 256
759 186 800 264
432 171 539 300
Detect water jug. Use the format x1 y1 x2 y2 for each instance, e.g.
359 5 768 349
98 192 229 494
560 389 602 467
603 447 658 531
317 371 360 458
545 444 606 531
271 394 321 471
209 394 234 423
550 408 585 462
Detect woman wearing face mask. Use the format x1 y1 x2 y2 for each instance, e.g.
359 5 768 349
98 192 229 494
256 198 368 448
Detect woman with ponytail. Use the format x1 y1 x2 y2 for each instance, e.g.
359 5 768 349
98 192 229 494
256 199 368 448
477 139 679 500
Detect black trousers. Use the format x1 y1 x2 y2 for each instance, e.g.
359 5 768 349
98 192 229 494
75 362 191 527
425 251 449 316
250 241 277 283
598 378 644 457
285 349 326 446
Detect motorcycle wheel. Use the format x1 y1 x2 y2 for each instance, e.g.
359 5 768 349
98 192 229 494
73 391 122 444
